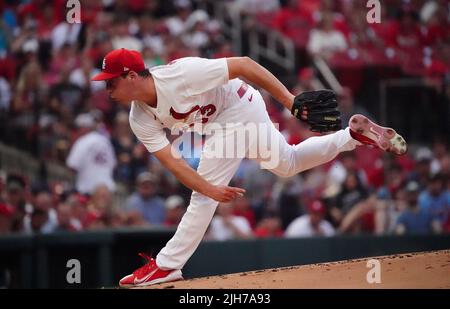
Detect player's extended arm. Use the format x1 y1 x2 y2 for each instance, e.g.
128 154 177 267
227 57 295 110
153 144 245 202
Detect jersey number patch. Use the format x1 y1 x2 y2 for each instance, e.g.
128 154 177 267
170 104 216 124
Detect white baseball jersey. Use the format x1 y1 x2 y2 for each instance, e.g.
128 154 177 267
66 131 117 194
129 57 241 153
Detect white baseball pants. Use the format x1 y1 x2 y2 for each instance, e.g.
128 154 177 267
156 83 359 270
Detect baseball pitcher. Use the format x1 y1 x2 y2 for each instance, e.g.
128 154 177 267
91 48 407 287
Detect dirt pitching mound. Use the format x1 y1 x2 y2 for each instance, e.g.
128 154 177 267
141 250 450 289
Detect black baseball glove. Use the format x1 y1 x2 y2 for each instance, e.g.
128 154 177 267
291 89 342 133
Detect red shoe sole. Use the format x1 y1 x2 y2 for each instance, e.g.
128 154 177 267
134 270 184 287
119 270 184 288
349 114 407 155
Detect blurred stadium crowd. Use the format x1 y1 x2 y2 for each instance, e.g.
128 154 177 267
0 0 449 239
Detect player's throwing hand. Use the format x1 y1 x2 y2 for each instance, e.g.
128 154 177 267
207 185 246 203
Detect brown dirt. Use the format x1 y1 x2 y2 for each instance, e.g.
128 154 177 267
141 250 450 289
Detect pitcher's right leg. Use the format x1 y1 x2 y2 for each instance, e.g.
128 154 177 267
156 133 244 271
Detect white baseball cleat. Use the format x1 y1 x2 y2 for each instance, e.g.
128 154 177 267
349 114 408 155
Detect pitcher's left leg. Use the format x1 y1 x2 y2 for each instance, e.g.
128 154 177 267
260 126 359 178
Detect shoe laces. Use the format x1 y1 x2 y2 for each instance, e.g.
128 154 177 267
133 253 156 277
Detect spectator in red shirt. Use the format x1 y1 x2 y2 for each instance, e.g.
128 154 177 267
386 8 425 51
272 0 314 46
421 0 449 47
17 0 64 28
80 1 102 25
254 211 283 238
0 202 14 233
36 4 60 41
232 196 256 229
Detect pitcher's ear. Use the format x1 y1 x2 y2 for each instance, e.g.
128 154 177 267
127 71 138 79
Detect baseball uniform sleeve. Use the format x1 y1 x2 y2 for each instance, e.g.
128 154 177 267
180 57 229 96
129 103 170 153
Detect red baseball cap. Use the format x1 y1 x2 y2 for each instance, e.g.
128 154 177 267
308 200 326 215
91 48 145 81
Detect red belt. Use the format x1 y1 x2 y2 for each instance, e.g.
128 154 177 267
237 82 249 98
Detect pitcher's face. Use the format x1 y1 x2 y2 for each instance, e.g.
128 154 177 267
105 72 134 105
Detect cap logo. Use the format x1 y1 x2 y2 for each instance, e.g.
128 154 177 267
123 67 129 71
102 58 106 70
